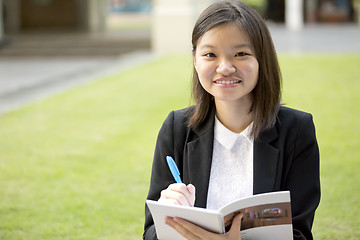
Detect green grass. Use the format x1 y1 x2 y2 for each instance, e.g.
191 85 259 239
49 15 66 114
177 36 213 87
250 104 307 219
280 55 360 239
0 54 359 239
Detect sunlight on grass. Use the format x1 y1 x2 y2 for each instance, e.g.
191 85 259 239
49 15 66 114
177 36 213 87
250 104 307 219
0 54 359 239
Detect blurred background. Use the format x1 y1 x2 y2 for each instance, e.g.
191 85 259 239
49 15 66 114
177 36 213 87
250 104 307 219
1 0 359 114
0 1 359 240
0 0 359 113
0 0 359 111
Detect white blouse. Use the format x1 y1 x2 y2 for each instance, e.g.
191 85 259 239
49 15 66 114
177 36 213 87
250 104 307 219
206 116 254 210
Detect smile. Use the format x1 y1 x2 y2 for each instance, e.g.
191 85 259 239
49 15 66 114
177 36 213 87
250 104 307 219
214 79 241 84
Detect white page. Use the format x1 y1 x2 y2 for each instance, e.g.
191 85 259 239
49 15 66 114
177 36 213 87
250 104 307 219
241 225 293 240
146 200 223 240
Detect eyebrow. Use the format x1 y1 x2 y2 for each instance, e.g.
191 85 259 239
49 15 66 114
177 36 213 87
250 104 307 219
198 43 253 50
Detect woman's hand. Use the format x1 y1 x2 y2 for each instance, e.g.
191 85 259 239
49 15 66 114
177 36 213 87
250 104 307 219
158 183 196 207
165 212 243 240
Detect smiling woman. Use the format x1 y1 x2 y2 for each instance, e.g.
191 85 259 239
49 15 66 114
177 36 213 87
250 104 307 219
144 1 320 240
189 1 281 139
193 23 259 133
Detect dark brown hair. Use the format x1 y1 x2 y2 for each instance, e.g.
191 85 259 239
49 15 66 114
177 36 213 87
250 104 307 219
188 0 281 139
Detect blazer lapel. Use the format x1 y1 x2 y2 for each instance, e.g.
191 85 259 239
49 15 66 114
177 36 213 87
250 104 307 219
185 107 215 208
253 126 279 194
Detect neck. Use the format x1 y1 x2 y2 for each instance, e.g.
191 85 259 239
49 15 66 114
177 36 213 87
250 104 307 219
214 98 253 134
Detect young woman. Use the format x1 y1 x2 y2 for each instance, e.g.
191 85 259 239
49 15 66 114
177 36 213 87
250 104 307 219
143 1 320 240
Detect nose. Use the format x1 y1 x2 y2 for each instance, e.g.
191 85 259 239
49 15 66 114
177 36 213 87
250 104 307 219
216 59 236 75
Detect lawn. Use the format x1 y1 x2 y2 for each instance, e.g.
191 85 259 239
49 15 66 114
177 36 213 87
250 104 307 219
0 54 359 240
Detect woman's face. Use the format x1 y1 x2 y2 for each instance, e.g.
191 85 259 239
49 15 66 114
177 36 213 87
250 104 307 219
194 23 259 106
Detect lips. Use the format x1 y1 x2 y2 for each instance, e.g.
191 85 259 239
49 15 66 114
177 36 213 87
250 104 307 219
214 78 241 85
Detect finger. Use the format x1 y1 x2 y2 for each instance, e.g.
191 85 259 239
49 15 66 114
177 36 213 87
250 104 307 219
159 188 189 206
166 217 201 240
186 184 196 206
173 217 214 240
227 212 243 239
158 197 181 206
168 183 194 206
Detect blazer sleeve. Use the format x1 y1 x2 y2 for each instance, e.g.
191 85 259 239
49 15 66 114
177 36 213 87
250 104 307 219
143 111 187 240
284 113 321 240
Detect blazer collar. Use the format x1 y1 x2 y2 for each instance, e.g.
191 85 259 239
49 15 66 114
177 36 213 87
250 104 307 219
192 105 216 137
253 125 279 194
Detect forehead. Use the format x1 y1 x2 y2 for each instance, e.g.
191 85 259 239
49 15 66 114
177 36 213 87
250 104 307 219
197 22 251 48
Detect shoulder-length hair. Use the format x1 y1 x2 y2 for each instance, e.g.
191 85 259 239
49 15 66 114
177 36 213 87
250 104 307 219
188 0 281 140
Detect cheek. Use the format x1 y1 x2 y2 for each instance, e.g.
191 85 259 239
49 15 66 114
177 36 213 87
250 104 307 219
196 61 215 79
196 66 213 92
242 60 259 80
197 68 214 91
197 71 210 89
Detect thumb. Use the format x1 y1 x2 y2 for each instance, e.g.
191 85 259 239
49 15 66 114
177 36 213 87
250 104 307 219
228 212 243 239
186 184 196 206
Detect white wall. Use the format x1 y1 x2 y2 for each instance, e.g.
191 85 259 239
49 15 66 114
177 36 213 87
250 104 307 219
152 0 211 54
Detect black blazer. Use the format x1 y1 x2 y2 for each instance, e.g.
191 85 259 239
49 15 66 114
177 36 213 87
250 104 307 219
144 106 320 240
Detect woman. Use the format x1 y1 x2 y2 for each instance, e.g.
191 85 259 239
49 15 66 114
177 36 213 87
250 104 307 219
144 1 320 239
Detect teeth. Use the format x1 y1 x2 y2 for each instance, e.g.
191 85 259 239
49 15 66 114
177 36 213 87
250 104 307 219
215 80 241 84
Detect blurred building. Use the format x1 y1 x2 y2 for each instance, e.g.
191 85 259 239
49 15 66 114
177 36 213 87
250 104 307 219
2 0 108 33
108 0 151 13
266 0 356 23
0 0 151 57
0 0 359 33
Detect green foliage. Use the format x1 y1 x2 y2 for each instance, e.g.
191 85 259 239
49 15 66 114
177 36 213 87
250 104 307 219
0 54 359 239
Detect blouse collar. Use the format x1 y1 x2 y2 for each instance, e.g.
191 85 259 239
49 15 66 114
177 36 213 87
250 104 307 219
214 116 253 150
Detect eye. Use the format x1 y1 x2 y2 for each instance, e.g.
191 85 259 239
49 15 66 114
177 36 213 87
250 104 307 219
205 53 216 58
235 52 248 57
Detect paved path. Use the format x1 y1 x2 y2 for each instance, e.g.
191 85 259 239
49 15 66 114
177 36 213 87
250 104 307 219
269 24 360 53
0 51 155 115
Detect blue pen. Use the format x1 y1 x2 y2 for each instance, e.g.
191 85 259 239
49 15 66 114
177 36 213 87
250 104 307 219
166 156 182 183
